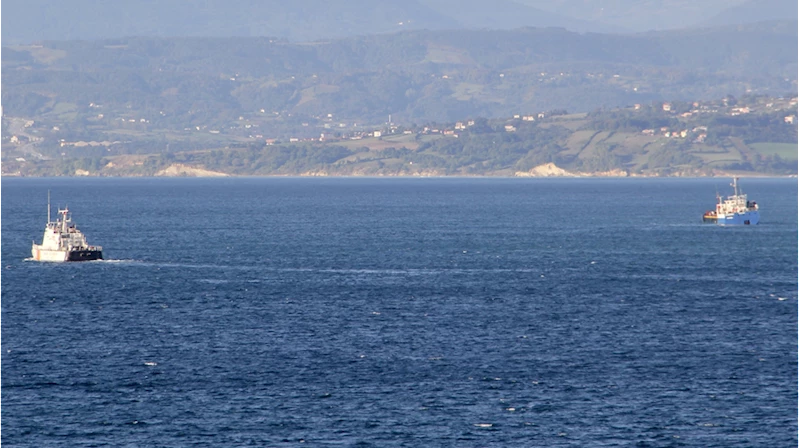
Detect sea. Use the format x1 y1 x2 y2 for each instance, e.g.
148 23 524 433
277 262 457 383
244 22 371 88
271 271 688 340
1 177 796 447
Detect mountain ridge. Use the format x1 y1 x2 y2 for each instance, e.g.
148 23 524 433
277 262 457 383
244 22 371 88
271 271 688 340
2 0 794 44
3 22 794 125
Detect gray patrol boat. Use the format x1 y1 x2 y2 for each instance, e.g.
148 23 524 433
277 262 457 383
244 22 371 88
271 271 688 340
32 193 103 262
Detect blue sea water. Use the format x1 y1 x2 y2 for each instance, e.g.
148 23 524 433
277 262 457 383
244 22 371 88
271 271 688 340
2 177 797 447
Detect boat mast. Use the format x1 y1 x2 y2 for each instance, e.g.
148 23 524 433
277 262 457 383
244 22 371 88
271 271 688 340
47 190 51 224
732 177 739 197
60 206 69 233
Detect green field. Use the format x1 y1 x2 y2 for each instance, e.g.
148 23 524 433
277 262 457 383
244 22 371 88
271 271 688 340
424 45 472 65
45 102 78 120
692 148 743 163
749 143 798 160
452 82 485 101
337 133 430 151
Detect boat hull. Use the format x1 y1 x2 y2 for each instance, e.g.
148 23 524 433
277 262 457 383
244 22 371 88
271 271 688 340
716 211 759 225
67 249 104 261
32 245 103 262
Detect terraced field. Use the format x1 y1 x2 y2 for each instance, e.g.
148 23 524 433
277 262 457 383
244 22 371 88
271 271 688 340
750 142 798 160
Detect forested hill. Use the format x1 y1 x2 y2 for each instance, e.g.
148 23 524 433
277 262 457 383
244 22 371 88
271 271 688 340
3 21 796 129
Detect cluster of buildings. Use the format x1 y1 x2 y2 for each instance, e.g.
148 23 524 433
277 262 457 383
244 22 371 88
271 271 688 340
6 95 796 155
640 126 708 142
652 97 797 121
631 97 798 143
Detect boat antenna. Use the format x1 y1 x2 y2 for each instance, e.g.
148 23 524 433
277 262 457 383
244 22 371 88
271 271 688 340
47 189 51 223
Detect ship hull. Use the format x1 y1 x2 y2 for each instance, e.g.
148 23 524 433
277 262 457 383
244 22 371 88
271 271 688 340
67 250 103 261
32 245 103 262
716 211 759 225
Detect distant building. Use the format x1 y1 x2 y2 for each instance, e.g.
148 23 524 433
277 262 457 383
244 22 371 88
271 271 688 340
504 125 516 132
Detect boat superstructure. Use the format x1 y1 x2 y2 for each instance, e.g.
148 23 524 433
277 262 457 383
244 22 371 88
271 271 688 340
31 193 103 261
704 177 759 225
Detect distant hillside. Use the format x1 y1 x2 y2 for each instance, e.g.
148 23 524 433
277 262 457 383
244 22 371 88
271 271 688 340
0 0 451 44
513 0 796 31
418 0 617 33
3 96 796 178
2 22 796 130
699 0 799 27
4 0 792 44
515 0 718 31
0 0 612 45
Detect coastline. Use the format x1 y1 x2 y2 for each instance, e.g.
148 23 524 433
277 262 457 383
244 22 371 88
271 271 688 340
4 160 796 179
3 172 796 179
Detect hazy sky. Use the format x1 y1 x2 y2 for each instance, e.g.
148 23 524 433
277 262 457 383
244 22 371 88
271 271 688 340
2 0 793 44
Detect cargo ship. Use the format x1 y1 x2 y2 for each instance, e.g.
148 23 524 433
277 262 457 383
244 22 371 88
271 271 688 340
703 178 759 225
32 193 103 261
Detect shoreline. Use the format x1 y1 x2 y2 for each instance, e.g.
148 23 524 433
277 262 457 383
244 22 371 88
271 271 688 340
3 173 796 179
5 162 795 179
